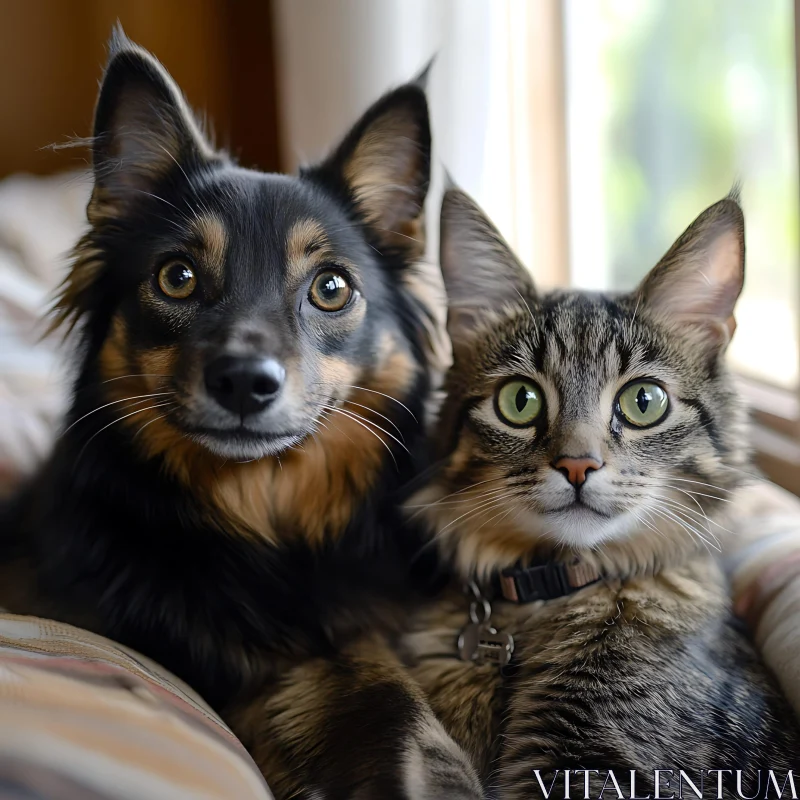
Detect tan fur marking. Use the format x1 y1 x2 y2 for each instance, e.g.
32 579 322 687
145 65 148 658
92 344 405 546
139 346 180 380
190 214 228 286
98 316 130 384
285 219 330 285
319 356 358 392
127 379 398 546
205 394 388 545
96 321 179 453
372 333 417 397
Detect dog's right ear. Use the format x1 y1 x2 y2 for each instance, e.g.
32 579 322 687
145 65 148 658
89 25 218 220
304 79 431 256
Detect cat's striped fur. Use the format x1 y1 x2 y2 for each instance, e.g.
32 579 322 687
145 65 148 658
402 188 800 797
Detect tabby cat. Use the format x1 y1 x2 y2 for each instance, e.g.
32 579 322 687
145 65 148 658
402 187 800 798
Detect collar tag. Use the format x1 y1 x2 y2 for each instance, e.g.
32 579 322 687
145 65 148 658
499 560 600 603
458 581 515 667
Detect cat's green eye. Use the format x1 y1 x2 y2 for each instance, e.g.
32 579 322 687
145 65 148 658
616 381 669 428
496 379 543 428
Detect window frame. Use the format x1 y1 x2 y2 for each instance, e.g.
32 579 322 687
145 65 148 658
742 0 800 493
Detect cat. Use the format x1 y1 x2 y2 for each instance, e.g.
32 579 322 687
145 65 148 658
401 186 800 798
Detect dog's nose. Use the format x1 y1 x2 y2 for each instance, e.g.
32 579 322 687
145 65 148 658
204 356 285 416
552 456 603 488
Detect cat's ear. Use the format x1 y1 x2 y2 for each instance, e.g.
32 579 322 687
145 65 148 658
440 186 535 345
89 26 217 220
635 193 745 347
303 79 431 256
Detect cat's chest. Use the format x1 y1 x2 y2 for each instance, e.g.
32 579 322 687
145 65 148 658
403 564 727 774
408 559 726 656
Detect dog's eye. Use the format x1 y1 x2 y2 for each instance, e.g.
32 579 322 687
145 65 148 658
309 270 353 312
158 260 197 300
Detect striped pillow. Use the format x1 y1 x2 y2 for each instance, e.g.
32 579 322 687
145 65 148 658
0 613 273 799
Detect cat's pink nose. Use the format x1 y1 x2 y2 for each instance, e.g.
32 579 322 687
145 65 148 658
553 456 603 487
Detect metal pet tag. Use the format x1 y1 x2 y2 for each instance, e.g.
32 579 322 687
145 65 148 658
458 623 515 667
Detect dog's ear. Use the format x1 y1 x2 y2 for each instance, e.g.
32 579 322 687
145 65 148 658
88 25 218 221
50 28 221 335
304 80 431 256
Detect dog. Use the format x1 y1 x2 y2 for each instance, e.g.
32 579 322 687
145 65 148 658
0 29 481 799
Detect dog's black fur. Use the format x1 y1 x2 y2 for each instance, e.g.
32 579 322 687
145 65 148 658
0 30 482 800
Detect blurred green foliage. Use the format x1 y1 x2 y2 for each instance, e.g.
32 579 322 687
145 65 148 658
599 0 798 303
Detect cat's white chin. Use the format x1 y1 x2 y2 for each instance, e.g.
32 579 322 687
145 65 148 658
534 505 641 549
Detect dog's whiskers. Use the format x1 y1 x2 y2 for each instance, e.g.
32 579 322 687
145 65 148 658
320 404 399 468
320 383 417 422
133 408 176 440
64 392 173 434
323 404 410 456
76 401 175 463
101 374 173 385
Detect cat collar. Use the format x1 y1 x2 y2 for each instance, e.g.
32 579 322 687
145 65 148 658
456 562 603 668
497 559 601 603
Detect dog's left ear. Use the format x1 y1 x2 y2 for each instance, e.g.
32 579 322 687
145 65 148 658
305 80 431 255
89 25 219 220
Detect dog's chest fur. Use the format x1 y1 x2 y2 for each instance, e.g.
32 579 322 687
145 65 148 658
1 418 429 713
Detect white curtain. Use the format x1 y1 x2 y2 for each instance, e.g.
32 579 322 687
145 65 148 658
270 0 564 282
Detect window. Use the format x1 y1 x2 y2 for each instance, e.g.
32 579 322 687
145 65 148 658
564 0 799 392
560 0 800 490
475 0 800 491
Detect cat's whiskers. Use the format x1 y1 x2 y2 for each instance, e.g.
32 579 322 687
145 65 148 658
629 481 734 534
647 474 737 496
433 491 522 538
471 499 519 535
661 489 735 534
629 508 665 539
406 485 512 510
646 499 720 552
646 506 712 553
406 477 509 518
651 495 723 543
665 486 734 505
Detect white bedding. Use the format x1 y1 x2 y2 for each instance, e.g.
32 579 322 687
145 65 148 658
0 172 88 494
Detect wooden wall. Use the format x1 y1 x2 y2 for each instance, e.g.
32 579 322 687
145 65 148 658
0 0 280 178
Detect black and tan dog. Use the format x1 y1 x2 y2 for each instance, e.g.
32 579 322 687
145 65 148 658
0 30 481 800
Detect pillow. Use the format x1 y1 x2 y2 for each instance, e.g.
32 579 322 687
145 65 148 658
0 613 273 799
